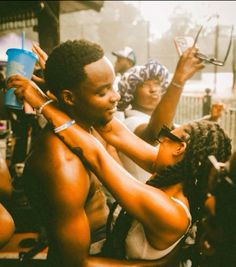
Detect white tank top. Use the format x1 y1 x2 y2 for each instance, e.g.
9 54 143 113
125 197 192 260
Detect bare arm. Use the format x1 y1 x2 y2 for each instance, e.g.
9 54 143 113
24 132 134 267
0 155 12 201
35 145 92 267
92 129 124 166
96 117 158 172
0 154 14 248
0 203 15 248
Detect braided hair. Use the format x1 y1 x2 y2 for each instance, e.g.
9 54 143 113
102 120 232 259
148 120 232 222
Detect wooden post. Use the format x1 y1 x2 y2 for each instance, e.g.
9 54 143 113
37 1 60 55
202 88 212 116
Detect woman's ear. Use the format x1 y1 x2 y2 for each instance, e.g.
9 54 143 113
60 90 75 106
173 141 187 157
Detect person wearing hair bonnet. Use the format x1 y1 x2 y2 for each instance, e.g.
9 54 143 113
118 60 169 111
117 60 170 182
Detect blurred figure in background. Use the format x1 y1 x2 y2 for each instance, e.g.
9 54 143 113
117 60 169 182
202 102 225 123
199 151 236 267
112 46 136 109
112 46 136 76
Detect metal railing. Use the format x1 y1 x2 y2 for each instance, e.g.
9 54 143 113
174 91 236 152
220 108 236 151
174 94 204 124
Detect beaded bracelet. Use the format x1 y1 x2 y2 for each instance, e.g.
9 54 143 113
171 81 184 89
38 99 54 114
54 120 76 134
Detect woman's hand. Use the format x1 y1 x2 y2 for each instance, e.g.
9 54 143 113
32 43 48 85
210 102 225 121
172 47 205 85
6 74 48 109
32 43 48 70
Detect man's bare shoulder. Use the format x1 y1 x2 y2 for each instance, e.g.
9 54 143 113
24 128 87 182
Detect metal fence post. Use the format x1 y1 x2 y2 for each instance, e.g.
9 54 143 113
202 88 212 116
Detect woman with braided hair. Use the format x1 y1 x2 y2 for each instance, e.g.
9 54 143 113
5 71 233 265
100 120 232 264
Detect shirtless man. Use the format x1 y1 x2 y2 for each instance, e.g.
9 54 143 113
22 40 121 267
9 39 203 267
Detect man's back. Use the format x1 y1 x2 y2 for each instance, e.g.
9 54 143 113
23 126 109 265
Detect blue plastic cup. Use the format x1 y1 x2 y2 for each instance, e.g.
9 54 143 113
5 48 38 109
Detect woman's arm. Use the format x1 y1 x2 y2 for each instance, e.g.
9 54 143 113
96 118 158 172
0 156 12 201
0 203 15 248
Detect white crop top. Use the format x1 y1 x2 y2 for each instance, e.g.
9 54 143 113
125 197 192 260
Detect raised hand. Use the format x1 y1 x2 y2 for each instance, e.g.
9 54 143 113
172 47 205 85
32 43 48 85
32 43 48 70
210 102 225 121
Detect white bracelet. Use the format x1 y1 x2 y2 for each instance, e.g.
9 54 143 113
171 81 184 89
38 99 54 114
54 120 76 133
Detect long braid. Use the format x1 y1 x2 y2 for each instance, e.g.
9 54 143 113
101 206 133 259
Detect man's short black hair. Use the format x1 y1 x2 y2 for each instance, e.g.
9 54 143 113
44 39 104 99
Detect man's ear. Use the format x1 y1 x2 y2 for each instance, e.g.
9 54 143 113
60 90 75 106
173 142 187 157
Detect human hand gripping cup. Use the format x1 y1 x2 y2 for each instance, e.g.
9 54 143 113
6 75 49 113
6 44 55 116
5 48 38 109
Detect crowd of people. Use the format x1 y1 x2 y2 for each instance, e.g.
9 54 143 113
0 37 234 267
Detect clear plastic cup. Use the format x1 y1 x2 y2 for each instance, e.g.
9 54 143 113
5 48 38 109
